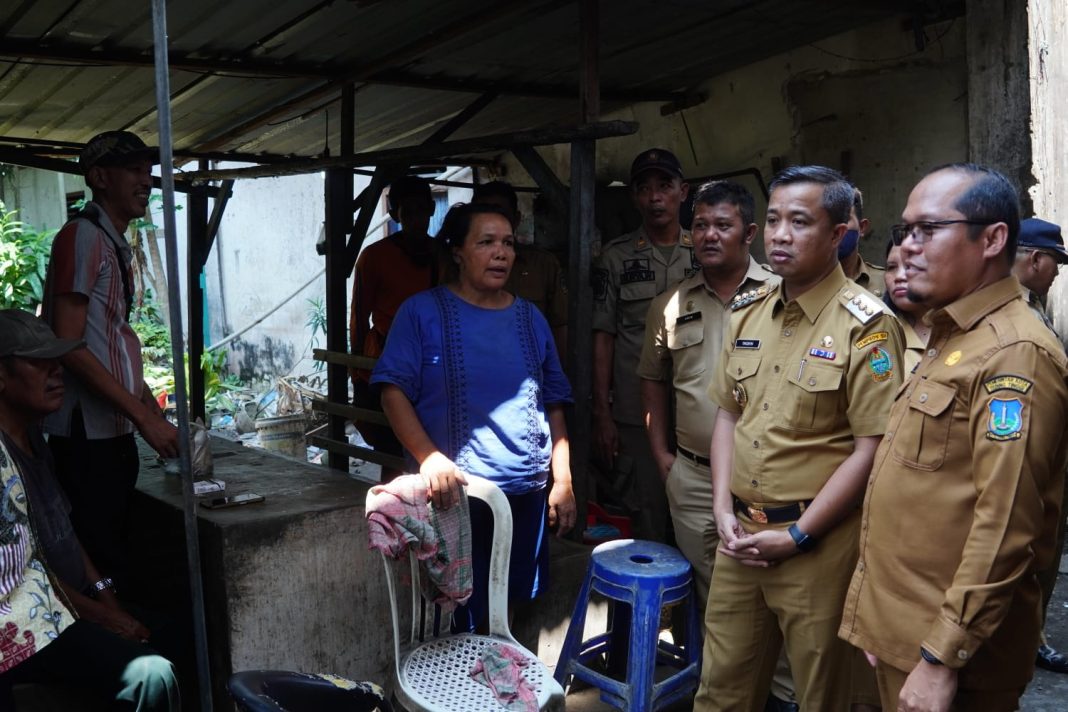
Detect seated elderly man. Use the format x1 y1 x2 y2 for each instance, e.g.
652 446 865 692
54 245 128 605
0 308 179 710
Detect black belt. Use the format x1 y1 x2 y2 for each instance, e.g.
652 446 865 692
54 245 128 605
733 495 812 524
677 446 710 467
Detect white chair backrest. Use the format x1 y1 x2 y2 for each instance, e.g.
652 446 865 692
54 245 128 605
370 474 517 679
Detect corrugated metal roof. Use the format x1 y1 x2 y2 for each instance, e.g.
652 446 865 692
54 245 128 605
0 0 945 168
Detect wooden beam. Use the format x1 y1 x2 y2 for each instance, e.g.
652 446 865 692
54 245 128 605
567 137 596 539
511 145 569 215
311 399 390 427
324 83 356 471
203 180 234 257
186 167 210 423
0 147 216 196
423 92 498 144
308 435 407 474
181 121 639 182
313 349 375 370
579 0 600 123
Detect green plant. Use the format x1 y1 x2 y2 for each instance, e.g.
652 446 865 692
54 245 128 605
306 296 327 371
0 202 56 311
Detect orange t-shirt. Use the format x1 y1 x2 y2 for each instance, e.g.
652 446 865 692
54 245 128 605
350 234 437 382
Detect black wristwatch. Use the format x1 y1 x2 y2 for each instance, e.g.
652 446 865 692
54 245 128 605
788 524 816 553
920 647 944 666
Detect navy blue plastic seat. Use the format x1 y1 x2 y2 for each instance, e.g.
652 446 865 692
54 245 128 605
554 539 700 711
227 670 392 712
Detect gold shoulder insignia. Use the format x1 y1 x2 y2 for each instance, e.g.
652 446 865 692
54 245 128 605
731 284 775 311
839 288 884 324
680 231 694 247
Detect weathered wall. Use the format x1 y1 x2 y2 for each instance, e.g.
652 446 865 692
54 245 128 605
1029 0 1068 337
509 15 968 265
1 166 85 232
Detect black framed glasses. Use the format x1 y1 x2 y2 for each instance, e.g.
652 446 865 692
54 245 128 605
889 220 994 245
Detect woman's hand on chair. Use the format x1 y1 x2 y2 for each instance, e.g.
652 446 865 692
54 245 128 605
548 480 576 536
420 451 467 510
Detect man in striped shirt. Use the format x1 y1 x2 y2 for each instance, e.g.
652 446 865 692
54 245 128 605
42 131 179 590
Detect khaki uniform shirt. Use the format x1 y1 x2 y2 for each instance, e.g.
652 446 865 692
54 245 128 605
899 317 926 375
593 227 697 425
855 258 886 298
637 258 777 454
1022 285 1057 334
840 277 1068 690
708 265 904 505
506 246 568 328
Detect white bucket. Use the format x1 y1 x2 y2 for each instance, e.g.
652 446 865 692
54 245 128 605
255 414 307 458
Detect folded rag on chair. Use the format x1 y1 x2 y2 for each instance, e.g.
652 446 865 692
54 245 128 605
470 643 539 712
366 474 473 611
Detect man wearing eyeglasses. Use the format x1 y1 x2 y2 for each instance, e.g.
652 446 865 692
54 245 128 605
840 164 1068 712
1012 217 1068 677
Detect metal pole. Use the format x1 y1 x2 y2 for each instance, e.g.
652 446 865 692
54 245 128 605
149 1 213 708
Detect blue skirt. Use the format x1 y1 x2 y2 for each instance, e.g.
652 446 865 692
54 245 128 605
451 486 549 633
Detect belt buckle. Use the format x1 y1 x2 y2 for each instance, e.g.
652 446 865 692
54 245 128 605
747 506 768 524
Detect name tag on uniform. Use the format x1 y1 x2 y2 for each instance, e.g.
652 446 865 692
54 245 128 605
676 312 702 325
808 347 836 360
734 339 761 349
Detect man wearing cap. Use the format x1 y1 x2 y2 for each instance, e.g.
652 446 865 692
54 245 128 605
840 164 1068 711
637 180 775 604
42 131 179 591
839 188 886 298
349 175 439 476
693 165 903 711
592 148 694 541
0 309 179 709
1012 217 1068 675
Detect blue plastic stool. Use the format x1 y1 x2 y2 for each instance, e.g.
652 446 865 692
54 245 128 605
554 539 701 711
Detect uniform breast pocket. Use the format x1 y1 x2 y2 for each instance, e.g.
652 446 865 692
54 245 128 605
890 380 956 471
725 353 761 408
667 322 706 378
784 363 844 432
619 281 658 327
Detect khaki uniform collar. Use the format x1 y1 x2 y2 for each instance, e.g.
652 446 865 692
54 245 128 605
934 276 1022 332
633 226 691 250
775 263 848 323
681 256 774 298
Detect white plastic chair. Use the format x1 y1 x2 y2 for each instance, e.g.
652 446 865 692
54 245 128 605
372 475 565 712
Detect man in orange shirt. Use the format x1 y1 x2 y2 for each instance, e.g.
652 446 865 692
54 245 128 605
350 176 438 465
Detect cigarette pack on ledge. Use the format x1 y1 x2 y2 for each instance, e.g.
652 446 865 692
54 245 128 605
193 479 225 496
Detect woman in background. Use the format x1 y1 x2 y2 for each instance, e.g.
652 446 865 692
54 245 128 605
883 239 931 373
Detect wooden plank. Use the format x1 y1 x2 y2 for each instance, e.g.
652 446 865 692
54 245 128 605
424 92 498 144
309 435 407 472
180 121 639 182
314 348 376 370
203 180 235 257
511 145 569 216
311 399 390 427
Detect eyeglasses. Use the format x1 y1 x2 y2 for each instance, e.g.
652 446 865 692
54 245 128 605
889 220 994 245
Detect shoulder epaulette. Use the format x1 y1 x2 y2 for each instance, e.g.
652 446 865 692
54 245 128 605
731 284 775 311
839 287 884 324
680 231 693 247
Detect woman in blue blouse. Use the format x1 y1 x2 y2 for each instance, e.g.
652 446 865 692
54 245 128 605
371 202 576 631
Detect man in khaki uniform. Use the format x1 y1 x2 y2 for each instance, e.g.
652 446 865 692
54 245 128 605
638 181 776 603
693 166 904 712
472 181 569 354
840 188 886 298
839 164 1068 712
593 148 695 541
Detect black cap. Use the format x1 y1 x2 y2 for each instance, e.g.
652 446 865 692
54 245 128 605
0 310 84 359
80 131 159 175
630 148 684 184
1019 218 1068 264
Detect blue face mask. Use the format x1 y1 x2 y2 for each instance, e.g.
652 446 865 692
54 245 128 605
838 229 860 259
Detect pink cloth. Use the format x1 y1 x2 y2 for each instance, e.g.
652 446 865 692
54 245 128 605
470 643 538 711
366 474 472 611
